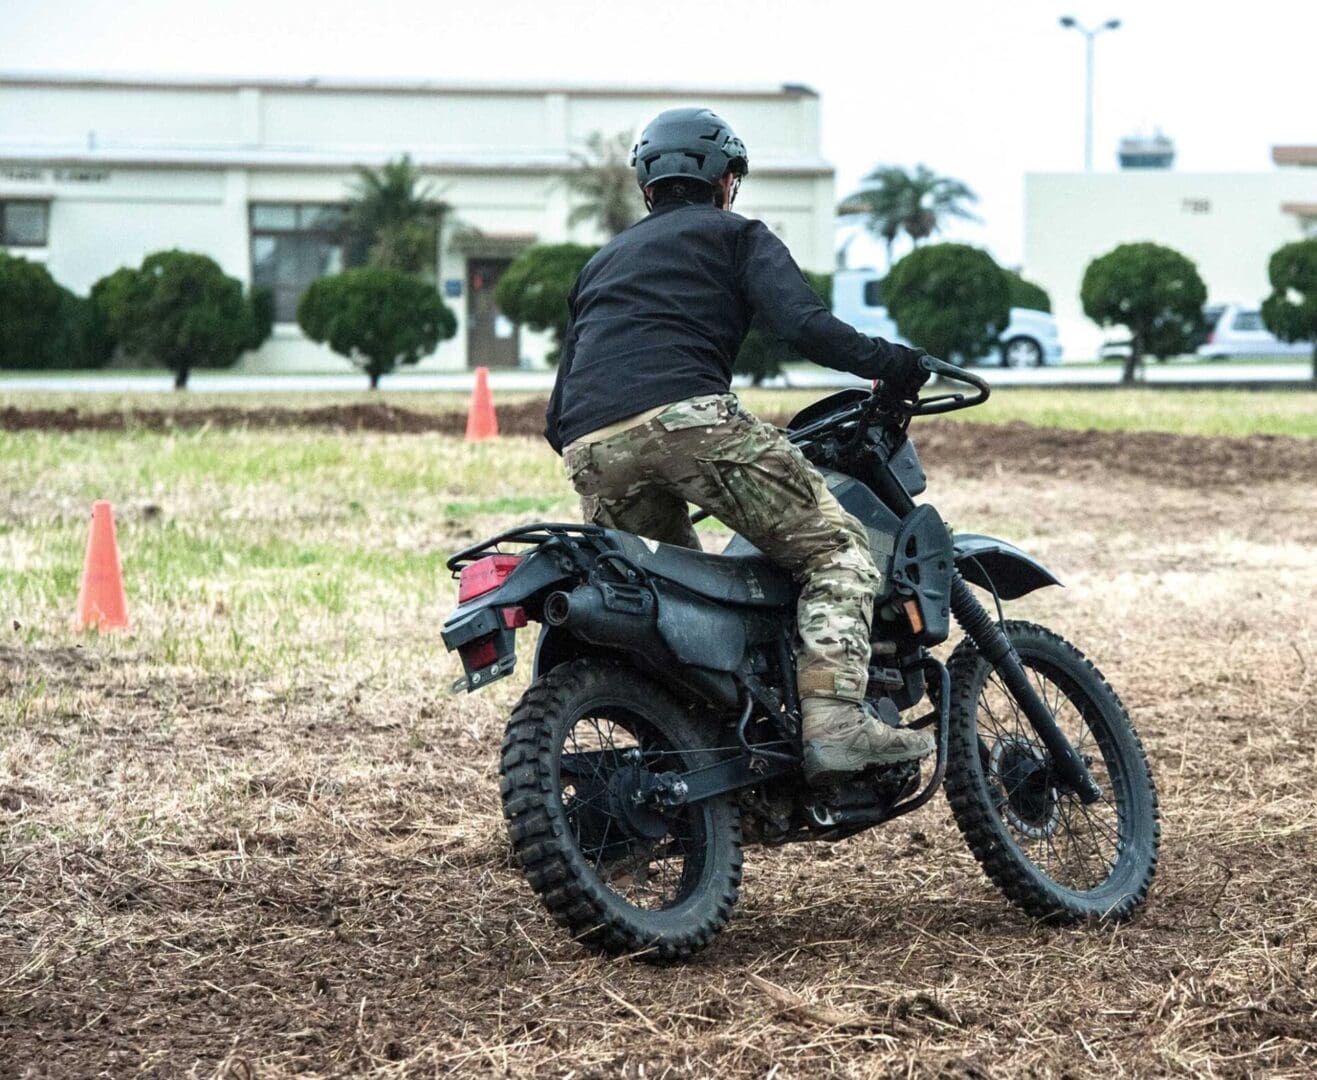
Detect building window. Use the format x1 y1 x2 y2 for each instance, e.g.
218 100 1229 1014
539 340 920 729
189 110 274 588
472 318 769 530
863 280 883 307
250 203 346 323
1 201 49 246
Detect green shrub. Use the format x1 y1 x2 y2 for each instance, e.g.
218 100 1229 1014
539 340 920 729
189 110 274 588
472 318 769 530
0 252 63 370
1081 242 1207 384
735 271 833 384
92 251 255 388
494 244 597 364
1260 238 1317 381
50 287 114 369
248 286 275 351
298 267 456 389
1004 270 1052 313
884 244 1010 364
88 266 142 367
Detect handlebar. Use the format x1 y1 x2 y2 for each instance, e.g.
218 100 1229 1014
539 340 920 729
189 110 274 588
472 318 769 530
882 354 991 417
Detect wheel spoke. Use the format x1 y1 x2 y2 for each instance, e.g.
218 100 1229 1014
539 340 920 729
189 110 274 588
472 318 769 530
554 706 708 912
972 657 1128 894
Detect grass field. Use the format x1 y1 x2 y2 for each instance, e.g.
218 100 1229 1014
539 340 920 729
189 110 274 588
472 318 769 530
2 392 1315 1076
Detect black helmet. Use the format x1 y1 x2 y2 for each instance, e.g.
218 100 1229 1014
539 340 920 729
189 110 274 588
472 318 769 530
630 107 749 192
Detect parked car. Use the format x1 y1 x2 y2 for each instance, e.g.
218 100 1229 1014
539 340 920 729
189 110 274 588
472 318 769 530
832 269 1063 366
1099 304 1225 362
1197 303 1311 360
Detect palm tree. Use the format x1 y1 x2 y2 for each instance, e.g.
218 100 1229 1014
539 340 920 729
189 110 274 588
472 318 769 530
900 164 979 246
568 131 645 238
346 156 450 278
838 165 912 268
841 164 979 267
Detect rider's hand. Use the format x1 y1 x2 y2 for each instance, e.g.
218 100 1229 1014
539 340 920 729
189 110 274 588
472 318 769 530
879 344 932 400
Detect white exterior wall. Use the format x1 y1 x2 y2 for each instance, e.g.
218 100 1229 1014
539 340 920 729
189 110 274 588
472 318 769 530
0 75 833 373
1025 170 1317 357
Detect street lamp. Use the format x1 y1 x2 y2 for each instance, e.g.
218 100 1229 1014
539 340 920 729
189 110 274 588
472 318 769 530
1059 15 1122 172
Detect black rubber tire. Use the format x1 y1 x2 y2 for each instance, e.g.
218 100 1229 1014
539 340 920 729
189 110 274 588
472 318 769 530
944 621 1160 923
500 659 742 959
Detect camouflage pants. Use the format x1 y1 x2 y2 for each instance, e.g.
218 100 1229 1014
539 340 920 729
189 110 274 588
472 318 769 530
563 393 880 702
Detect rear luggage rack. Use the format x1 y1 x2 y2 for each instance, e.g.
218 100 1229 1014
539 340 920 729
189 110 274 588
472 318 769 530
446 523 609 574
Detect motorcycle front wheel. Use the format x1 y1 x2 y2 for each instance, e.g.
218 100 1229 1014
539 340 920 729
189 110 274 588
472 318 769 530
500 659 742 960
944 621 1160 922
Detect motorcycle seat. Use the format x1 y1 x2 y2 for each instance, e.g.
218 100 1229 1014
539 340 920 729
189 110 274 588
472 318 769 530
609 531 794 608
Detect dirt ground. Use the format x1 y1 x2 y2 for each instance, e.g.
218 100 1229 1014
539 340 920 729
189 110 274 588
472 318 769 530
2 416 1315 1077
3 397 1315 488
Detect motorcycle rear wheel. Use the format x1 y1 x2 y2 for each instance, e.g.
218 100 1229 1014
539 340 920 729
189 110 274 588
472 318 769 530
944 621 1160 922
500 659 742 959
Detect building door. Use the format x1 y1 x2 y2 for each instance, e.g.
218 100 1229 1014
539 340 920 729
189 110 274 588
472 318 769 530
466 258 520 369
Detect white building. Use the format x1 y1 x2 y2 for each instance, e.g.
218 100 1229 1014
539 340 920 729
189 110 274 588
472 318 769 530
1025 148 1317 357
0 73 834 372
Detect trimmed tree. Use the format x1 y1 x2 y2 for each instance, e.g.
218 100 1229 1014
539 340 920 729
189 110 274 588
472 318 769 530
1003 270 1052 313
735 271 833 385
247 286 275 352
298 267 456 389
49 287 114 369
1081 242 1207 384
494 243 597 365
94 251 255 388
0 252 64 370
884 243 1010 364
1260 238 1317 382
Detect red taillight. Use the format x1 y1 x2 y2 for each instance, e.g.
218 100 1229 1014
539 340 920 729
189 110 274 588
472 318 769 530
458 555 522 602
460 637 499 669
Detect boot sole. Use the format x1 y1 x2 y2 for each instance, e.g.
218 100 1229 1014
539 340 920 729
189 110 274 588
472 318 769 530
802 741 935 788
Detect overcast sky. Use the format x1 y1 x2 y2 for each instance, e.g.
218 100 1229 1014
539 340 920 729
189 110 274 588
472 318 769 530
3 0 1312 268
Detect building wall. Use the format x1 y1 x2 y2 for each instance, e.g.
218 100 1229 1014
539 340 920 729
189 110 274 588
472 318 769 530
1025 170 1317 357
0 75 833 373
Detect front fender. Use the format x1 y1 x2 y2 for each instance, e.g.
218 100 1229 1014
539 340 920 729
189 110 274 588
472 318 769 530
954 533 1061 601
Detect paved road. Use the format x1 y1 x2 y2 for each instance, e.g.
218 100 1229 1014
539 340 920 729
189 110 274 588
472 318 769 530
0 363 1309 394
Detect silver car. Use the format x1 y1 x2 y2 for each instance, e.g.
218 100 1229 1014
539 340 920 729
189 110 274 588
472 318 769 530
1197 303 1310 360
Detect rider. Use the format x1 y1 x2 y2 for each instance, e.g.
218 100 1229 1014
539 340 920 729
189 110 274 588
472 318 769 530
544 107 936 786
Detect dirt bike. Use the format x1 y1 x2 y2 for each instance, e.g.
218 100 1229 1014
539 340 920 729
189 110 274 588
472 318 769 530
442 357 1160 959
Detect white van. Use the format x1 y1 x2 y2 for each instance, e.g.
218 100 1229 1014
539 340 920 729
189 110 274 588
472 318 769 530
832 269 1063 366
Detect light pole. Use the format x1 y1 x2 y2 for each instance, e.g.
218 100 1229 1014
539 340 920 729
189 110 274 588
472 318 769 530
1059 16 1122 171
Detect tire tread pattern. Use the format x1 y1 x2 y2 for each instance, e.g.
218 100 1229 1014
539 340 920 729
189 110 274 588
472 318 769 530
943 621 1160 923
499 659 743 959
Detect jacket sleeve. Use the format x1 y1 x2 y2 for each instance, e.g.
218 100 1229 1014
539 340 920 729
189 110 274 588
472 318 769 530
736 219 900 380
543 282 581 455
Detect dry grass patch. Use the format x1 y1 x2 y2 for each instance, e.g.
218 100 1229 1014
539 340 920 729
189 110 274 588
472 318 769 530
2 419 1315 1077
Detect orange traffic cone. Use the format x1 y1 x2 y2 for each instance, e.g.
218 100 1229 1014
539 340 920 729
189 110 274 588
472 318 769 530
74 501 129 632
465 366 499 441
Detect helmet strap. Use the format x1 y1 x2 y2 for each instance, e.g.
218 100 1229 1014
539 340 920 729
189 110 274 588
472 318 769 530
716 174 742 210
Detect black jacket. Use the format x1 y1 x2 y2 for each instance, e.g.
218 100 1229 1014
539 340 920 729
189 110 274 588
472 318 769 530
544 201 909 453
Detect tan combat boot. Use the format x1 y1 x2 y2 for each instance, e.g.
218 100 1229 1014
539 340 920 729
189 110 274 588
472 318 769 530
801 697 935 788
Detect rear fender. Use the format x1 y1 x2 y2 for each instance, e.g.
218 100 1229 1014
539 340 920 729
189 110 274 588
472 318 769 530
443 544 575 635
954 533 1062 601
533 624 590 678
442 545 577 692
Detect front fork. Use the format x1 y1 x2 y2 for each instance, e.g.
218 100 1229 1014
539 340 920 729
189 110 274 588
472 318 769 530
949 575 1102 805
